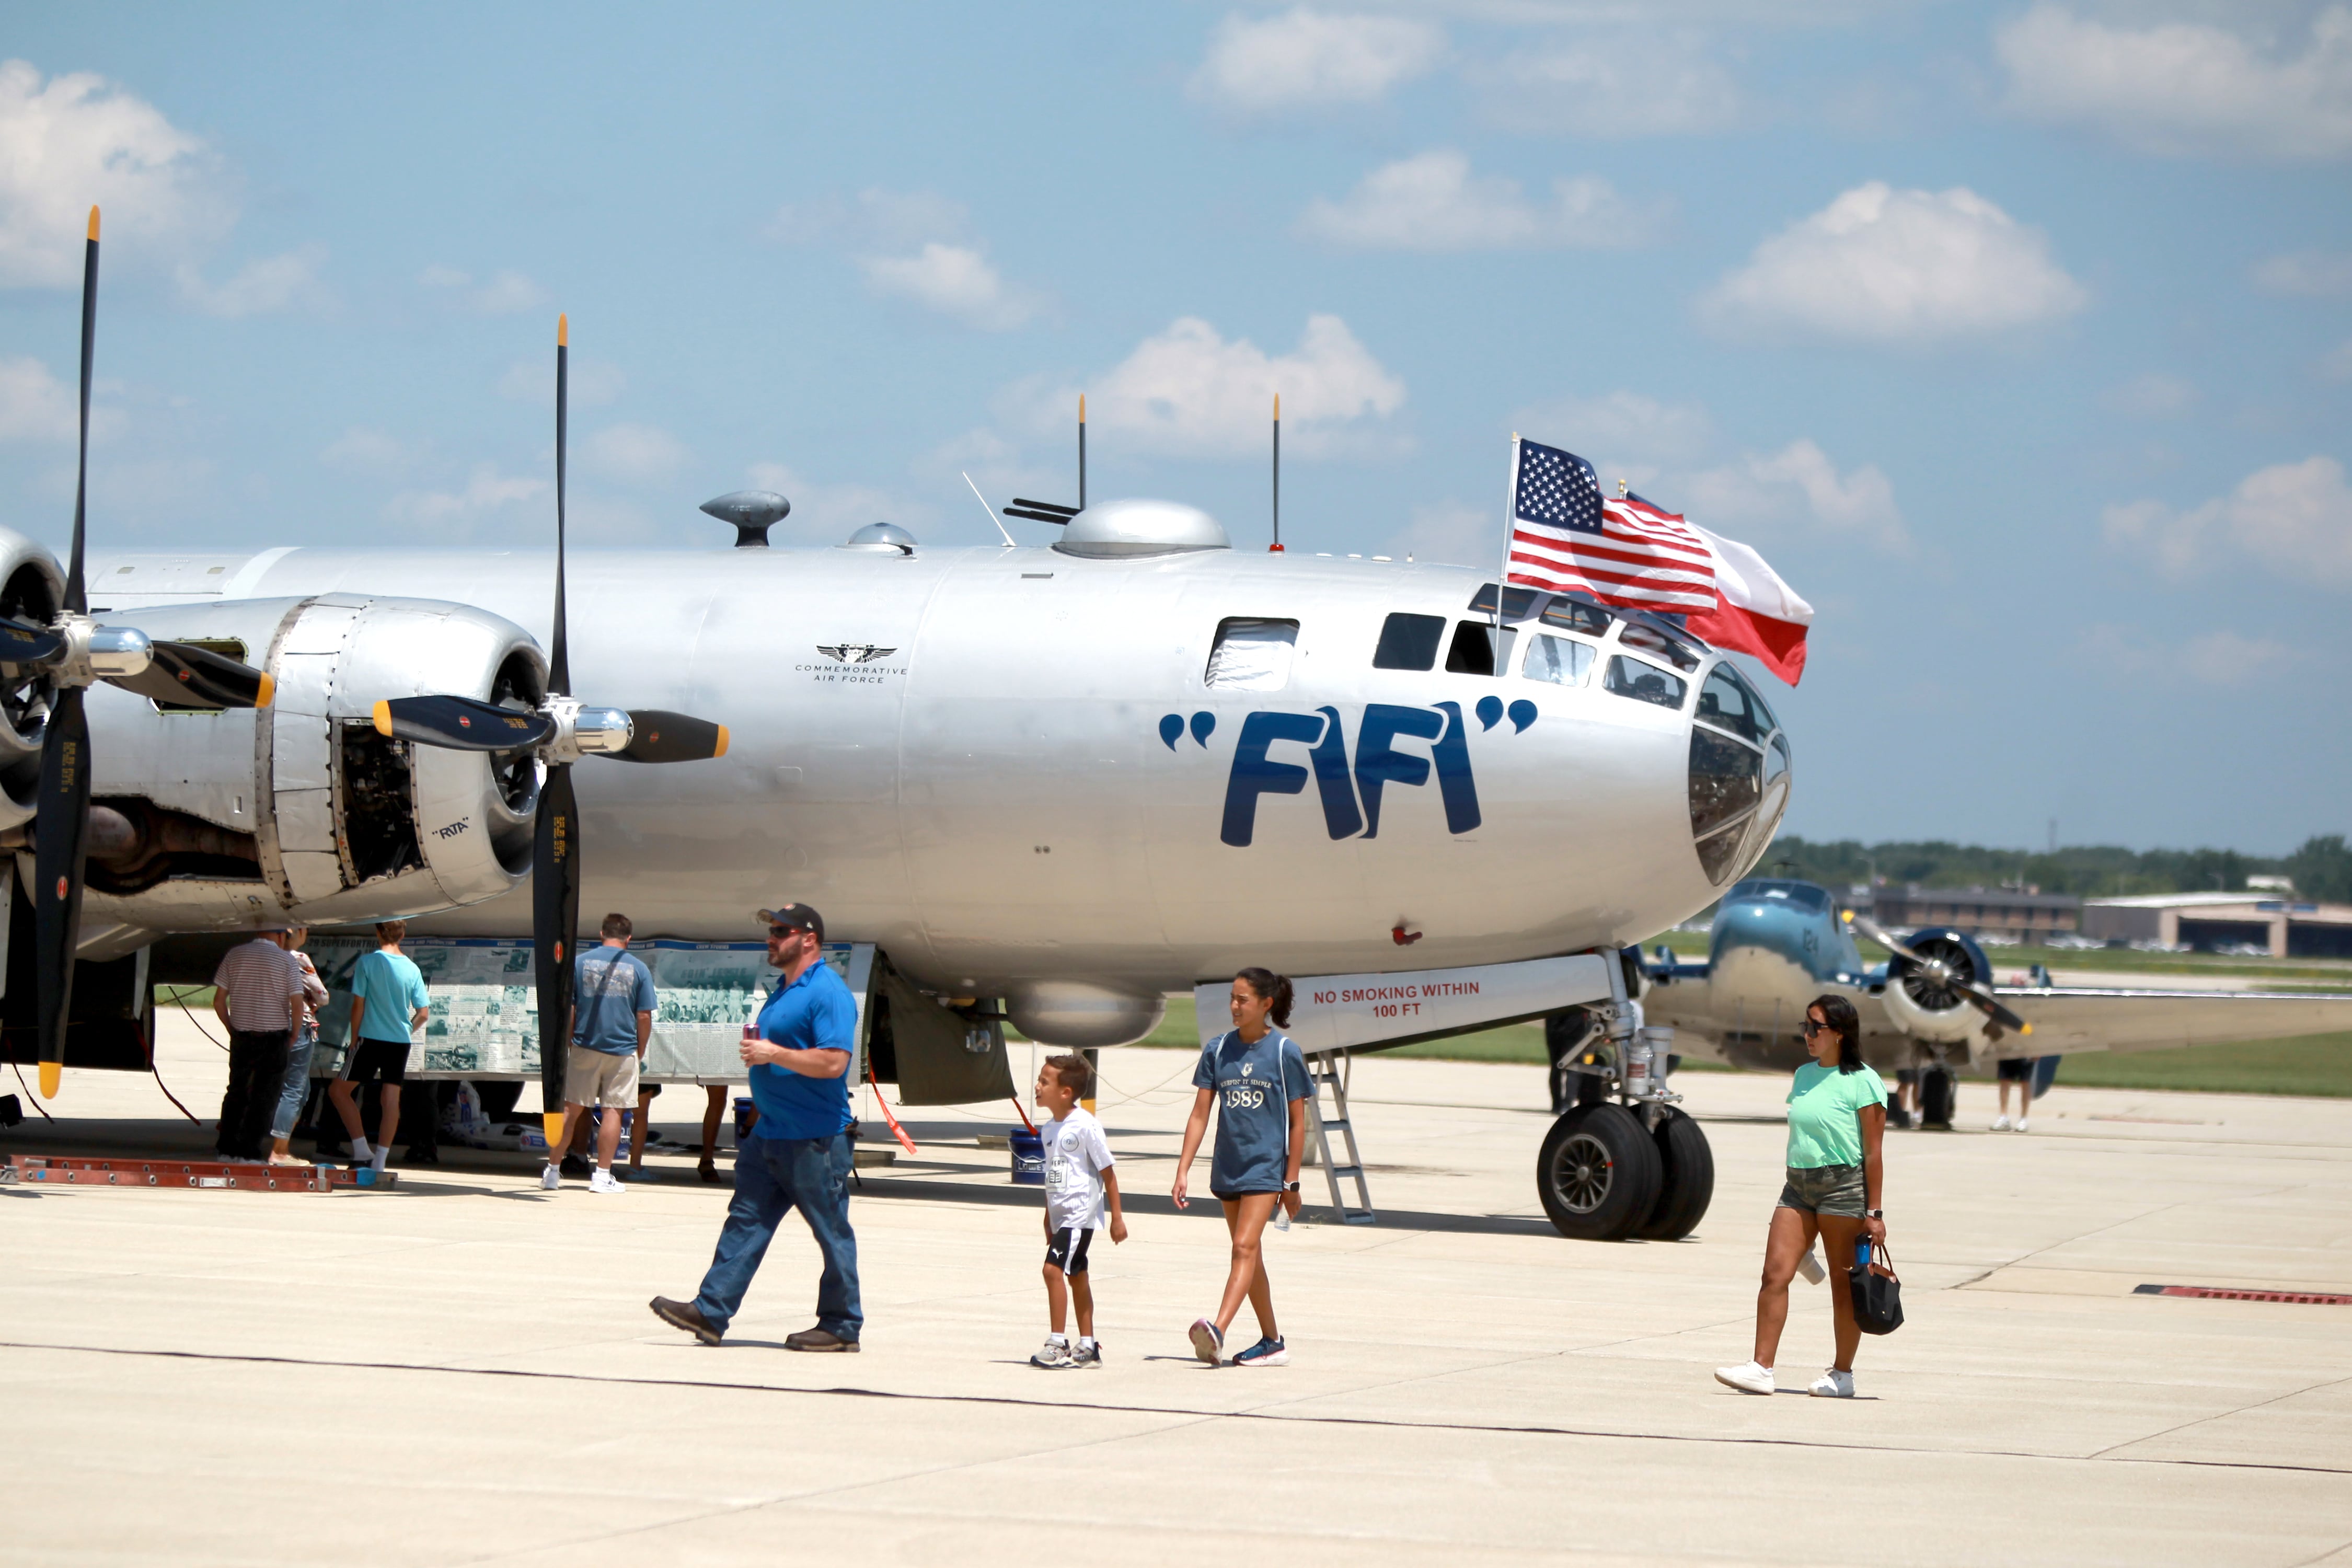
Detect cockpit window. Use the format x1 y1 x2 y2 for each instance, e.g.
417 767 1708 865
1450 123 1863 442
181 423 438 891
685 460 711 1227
1522 632 1593 687
1203 618 1299 691
1372 613 1445 671
1726 878 1826 912
1619 620 1701 672
1539 597 1613 638
1603 654 1687 710
1444 621 1497 675
1467 583 1541 620
1689 729 1762 836
1697 664 1768 743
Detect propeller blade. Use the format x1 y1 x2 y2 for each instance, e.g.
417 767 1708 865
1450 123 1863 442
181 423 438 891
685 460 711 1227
612 709 728 764
549 314 569 697
0 615 64 667
372 695 555 752
32 686 91 1097
66 207 97 617
106 640 274 710
1951 977 2033 1035
532 762 581 1151
1847 912 1924 965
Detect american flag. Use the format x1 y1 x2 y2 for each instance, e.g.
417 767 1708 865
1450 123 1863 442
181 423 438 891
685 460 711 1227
1504 439 1716 615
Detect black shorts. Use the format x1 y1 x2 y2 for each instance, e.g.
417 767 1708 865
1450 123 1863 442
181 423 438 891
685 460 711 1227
1996 1056 2036 1082
1044 1225 1094 1275
342 1037 410 1088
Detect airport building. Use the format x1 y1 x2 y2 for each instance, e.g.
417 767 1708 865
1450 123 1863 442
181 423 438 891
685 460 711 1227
1863 885 2083 943
2082 893 2352 959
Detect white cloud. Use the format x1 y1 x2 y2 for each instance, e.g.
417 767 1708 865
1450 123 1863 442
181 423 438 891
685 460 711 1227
2105 371 2197 418
2078 622 2299 687
1468 31 1743 137
581 423 688 483
1296 151 1666 250
1192 8 1445 111
768 188 969 252
0 59 232 288
2325 338 2352 380
743 462 938 545
176 244 333 318
2253 248 2352 295
0 354 80 442
498 356 625 407
1699 182 2086 345
2104 455 2352 586
319 426 420 475
1379 499 1492 568
1516 390 1716 472
859 242 1042 330
1997 5 2352 160
381 464 546 534
1025 314 1407 459
419 264 547 315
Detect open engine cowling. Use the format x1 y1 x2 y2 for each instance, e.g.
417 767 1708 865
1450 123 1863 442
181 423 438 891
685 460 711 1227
60 592 548 948
1879 927 1995 1045
0 526 66 832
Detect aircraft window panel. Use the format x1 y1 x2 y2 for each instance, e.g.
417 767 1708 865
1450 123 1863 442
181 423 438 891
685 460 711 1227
1203 618 1300 691
1764 732 1790 787
1619 620 1701 673
1689 727 1763 837
1522 632 1594 687
1444 620 1498 676
1372 612 1445 671
1604 654 1687 710
1539 597 1614 638
1468 583 1542 620
1696 823 1748 885
1697 666 1766 744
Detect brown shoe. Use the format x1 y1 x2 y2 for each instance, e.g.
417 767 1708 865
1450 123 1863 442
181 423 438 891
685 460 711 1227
649 1296 722 1346
783 1326 859 1353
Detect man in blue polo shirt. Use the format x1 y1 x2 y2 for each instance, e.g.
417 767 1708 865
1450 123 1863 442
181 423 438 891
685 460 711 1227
650 902 862 1351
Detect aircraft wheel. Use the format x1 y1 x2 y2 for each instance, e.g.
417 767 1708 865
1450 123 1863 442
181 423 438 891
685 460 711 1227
1634 1107 1714 1241
1920 1067 1954 1129
1537 1103 1662 1241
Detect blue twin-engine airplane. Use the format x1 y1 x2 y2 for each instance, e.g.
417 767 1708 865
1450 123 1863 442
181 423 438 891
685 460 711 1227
1635 878 2352 1125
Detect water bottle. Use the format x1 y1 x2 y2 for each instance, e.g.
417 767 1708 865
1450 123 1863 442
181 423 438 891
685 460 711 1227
1855 1237 1872 1271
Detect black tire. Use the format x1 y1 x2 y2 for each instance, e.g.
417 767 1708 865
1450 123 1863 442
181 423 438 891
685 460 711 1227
1919 1067 1954 1129
1634 1107 1714 1240
1537 1103 1663 1241
474 1079 523 1122
1574 1074 1611 1108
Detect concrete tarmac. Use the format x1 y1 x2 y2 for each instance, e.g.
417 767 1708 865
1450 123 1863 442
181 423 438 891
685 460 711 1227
4 1018 2349 1566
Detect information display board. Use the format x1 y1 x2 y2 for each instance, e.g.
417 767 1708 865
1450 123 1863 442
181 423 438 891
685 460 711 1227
305 937 873 1083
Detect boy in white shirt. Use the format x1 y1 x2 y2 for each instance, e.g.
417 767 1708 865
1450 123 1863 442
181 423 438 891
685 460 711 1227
1031 1053 1125 1369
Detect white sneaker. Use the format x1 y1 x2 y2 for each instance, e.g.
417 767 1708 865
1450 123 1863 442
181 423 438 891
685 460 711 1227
1794 1246 1825 1285
540 1163 561 1190
1714 1359 1774 1396
1992 1114 2012 1132
1029 1338 1073 1369
590 1168 624 1194
2015 1117 2030 1133
1810 1368 1855 1398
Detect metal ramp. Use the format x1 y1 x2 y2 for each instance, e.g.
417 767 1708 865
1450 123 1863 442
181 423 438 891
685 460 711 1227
1302 1050 1375 1224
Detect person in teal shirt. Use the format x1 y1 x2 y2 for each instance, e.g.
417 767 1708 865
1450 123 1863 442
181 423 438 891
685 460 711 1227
327 920 433 1173
1716 994 1889 1401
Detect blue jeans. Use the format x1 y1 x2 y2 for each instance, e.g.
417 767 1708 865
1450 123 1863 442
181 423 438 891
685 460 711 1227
271 1024 319 1142
694 1131 860 1339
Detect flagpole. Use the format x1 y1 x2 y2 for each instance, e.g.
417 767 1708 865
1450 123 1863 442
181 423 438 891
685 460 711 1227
1271 392 1283 553
1495 433 1520 664
1078 394 1087 511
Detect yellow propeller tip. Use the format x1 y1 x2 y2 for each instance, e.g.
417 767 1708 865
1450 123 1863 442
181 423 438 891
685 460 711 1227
558 312 567 347
543 1111 567 1150
1078 393 1085 423
87 206 99 241
372 699 393 737
2021 1023 2034 1036
712 725 730 759
255 672 275 709
39 1059 60 1098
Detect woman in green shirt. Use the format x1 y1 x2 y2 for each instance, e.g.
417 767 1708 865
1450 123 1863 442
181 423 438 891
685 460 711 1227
1716 995 1888 1400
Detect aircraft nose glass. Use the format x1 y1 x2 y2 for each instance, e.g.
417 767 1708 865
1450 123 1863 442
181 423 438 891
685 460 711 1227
1687 660 1790 888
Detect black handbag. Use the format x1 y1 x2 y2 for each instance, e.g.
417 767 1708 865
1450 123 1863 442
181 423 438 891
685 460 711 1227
1847 1242 1904 1335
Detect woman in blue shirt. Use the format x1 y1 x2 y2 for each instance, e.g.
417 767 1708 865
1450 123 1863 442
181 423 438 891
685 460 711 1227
1173 967 1309 1368
1717 994 1889 1400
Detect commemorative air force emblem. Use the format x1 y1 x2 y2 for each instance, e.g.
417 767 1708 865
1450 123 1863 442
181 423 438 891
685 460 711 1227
816 643 897 664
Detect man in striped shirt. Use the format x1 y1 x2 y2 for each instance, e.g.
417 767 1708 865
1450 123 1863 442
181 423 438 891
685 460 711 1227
210 928 310 1163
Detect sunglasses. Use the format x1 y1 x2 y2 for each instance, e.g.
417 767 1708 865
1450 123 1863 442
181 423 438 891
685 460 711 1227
1803 1018 1833 1036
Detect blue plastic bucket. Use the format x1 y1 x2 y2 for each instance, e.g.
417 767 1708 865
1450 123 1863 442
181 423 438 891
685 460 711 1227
1010 1128 1045 1184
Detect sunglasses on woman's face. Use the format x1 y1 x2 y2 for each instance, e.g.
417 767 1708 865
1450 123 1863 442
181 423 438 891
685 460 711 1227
1803 1019 1830 1036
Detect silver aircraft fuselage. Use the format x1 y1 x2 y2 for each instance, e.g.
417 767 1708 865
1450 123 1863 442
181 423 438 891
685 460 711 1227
88 537 1762 1000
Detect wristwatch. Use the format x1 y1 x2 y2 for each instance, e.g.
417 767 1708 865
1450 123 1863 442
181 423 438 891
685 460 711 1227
1864 1208 1884 1219
1283 1181 1300 1193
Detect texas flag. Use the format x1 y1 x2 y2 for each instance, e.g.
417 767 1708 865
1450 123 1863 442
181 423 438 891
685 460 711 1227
1682 523 1813 687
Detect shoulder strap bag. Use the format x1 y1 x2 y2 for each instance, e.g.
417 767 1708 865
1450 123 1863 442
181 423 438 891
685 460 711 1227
1847 1240 1904 1336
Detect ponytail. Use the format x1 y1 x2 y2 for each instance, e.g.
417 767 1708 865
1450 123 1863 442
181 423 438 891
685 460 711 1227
1235 966 1294 1030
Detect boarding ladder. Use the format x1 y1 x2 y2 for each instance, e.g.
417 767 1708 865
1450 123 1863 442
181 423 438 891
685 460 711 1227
1302 1050 1375 1224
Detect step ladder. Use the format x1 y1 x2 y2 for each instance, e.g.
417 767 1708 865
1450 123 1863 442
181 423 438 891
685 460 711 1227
1302 1050 1375 1224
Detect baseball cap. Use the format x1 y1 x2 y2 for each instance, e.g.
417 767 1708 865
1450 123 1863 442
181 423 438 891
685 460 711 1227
757 902 825 943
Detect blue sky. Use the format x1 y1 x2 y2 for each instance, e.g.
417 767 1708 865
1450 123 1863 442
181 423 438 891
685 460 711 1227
2 2 2346 854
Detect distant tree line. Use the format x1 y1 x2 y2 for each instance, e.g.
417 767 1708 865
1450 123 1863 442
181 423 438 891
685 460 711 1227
1758 834 2352 904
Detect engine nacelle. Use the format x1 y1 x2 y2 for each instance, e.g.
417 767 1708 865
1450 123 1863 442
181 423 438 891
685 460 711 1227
0 523 66 830
65 593 547 942
1879 927 1994 1046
